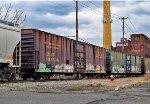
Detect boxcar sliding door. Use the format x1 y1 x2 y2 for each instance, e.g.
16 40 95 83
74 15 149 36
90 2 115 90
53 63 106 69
74 42 86 73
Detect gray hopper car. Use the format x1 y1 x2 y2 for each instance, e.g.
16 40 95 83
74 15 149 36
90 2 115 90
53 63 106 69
0 23 21 81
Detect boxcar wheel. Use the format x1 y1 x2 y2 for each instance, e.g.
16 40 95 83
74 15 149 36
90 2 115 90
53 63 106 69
43 75 51 80
33 74 41 80
7 72 16 81
21 75 28 80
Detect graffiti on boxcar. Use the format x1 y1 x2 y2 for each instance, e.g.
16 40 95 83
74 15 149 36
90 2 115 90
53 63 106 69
37 63 74 73
37 63 51 72
96 65 105 73
54 64 74 72
145 58 150 73
86 64 95 71
85 64 105 73
112 67 125 73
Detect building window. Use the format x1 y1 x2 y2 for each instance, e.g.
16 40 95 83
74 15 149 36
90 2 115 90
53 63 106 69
135 37 140 41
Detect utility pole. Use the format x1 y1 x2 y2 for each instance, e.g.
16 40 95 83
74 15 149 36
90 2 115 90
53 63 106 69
76 0 78 41
120 17 128 71
119 17 128 53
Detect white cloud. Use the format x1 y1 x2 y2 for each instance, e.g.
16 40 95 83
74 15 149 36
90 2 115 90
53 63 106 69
0 0 149 47
29 1 150 46
111 1 150 45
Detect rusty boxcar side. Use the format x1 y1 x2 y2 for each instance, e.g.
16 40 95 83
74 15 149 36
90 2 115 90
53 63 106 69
85 44 105 73
21 29 106 79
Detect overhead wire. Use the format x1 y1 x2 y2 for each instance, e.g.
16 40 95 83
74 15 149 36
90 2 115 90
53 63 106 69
88 0 100 8
47 0 103 45
125 21 135 34
75 0 103 15
86 0 135 37
128 18 138 33
66 36 91 44
48 0 137 34
47 1 67 6
87 0 138 34
48 0 103 16
47 0 138 40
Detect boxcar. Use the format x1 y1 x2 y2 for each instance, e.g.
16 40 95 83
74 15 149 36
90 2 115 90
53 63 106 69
144 58 150 73
107 50 144 76
21 29 106 80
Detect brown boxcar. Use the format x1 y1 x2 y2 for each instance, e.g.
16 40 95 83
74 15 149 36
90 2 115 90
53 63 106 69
21 29 74 73
21 29 106 79
144 58 150 73
85 44 105 73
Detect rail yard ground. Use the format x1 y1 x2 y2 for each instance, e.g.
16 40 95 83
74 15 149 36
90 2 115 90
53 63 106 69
0 83 150 104
0 74 150 104
0 74 150 93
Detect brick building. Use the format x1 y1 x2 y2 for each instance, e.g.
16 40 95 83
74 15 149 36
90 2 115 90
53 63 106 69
130 34 150 57
115 34 150 58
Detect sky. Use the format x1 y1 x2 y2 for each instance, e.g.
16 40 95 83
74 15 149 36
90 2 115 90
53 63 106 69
0 0 150 46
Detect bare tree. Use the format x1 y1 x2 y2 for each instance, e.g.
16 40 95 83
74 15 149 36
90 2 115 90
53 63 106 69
15 10 23 24
0 3 26 28
19 14 26 28
13 10 26 27
0 7 2 17
3 4 12 21
0 6 4 20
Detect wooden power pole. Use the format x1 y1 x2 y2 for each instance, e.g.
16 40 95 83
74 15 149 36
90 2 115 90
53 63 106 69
76 0 78 41
119 17 128 53
119 17 128 69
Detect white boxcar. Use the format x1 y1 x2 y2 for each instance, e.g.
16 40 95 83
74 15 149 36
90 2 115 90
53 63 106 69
0 22 21 80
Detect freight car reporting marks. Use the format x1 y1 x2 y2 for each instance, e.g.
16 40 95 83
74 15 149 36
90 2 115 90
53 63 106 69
46 53 60 63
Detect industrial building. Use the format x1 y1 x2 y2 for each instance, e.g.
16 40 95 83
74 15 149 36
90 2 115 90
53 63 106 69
115 34 150 58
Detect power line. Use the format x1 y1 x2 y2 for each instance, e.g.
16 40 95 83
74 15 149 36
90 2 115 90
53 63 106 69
125 21 135 34
47 0 138 36
66 35 91 44
87 0 121 19
87 1 137 34
79 1 103 14
128 18 138 33
76 0 103 15
48 0 119 20
48 0 103 16
124 24 134 34
88 0 100 8
47 1 66 6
